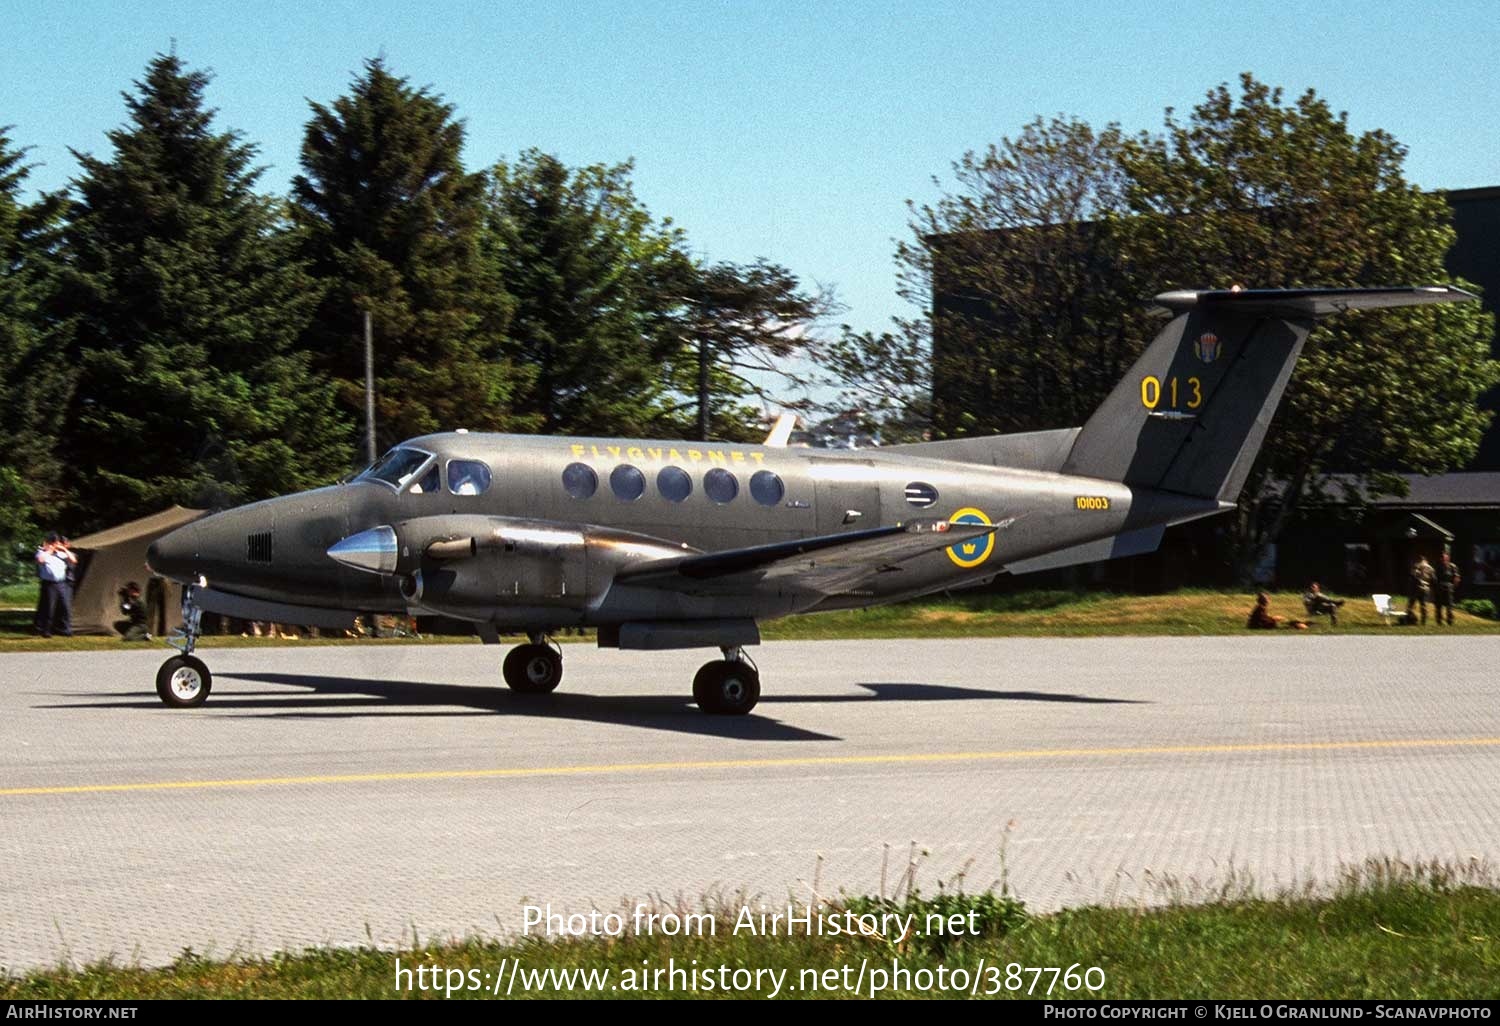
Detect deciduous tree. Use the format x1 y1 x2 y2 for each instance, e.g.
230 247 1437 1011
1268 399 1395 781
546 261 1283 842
816 116 1143 440
1114 75 1498 574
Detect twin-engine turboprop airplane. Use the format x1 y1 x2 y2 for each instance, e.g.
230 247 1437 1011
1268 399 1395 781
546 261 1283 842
146 285 1475 714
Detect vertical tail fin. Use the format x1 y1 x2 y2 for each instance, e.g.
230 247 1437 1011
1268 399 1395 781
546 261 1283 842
1060 286 1476 502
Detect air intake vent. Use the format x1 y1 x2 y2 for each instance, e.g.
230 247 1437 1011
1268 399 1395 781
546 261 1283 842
904 482 939 508
247 531 274 564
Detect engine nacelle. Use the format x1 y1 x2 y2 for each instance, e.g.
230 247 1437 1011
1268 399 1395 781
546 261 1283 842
330 515 692 624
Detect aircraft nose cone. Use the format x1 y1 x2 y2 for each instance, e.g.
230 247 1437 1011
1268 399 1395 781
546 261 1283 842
327 525 398 575
146 527 198 582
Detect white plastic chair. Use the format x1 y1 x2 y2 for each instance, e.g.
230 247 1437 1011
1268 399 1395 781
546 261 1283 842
1371 594 1394 624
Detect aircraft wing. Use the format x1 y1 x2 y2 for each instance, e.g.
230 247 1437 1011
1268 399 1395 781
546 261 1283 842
612 519 998 596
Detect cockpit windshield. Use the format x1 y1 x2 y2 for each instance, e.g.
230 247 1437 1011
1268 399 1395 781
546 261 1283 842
358 447 433 490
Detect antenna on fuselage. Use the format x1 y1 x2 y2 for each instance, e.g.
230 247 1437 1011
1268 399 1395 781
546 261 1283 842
763 412 797 448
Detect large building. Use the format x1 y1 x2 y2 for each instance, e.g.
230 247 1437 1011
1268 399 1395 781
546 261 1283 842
1445 186 1500 470
930 188 1500 596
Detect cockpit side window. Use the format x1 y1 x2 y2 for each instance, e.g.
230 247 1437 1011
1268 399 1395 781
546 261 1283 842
410 464 440 494
447 459 492 496
359 448 433 490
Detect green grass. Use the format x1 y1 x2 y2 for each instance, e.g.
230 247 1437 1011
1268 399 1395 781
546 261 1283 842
3 588 1497 651
0 580 37 607
4 859 1496 999
759 588 1500 639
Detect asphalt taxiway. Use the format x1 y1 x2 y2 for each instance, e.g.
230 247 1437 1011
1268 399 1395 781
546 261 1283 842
1 635 1496 970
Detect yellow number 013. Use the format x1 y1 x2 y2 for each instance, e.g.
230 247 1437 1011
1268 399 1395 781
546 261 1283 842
1141 375 1202 411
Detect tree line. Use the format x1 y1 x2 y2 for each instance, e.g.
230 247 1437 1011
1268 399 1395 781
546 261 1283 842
827 74 1497 578
2 60 1494 583
0 54 834 548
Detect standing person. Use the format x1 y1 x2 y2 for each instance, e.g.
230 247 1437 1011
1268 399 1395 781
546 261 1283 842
1434 552 1461 626
34 533 77 638
1410 555 1435 626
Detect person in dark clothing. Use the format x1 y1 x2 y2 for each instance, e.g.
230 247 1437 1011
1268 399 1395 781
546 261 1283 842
1247 592 1283 629
114 581 151 641
1410 556 1435 626
1302 581 1344 626
1434 553 1461 626
34 533 76 638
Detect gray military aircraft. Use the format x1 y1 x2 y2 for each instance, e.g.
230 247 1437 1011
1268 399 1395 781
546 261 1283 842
146 285 1475 714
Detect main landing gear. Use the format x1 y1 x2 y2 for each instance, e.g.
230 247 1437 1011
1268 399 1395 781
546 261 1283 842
498 636 761 715
693 647 760 716
156 583 212 708
502 634 564 694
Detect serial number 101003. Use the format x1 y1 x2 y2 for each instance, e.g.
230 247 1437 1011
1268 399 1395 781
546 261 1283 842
1140 375 1202 410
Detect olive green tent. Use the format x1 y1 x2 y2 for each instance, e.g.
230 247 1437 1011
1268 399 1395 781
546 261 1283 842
69 506 205 636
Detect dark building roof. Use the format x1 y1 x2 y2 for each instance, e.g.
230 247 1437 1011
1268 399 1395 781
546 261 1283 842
1369 473 1500 509
1318 472 1500 509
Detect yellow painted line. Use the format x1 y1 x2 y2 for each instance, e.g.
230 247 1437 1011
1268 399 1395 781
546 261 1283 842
5 736 1500 798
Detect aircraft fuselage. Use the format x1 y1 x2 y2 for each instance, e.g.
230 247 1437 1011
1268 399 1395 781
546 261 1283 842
147 431 1222 630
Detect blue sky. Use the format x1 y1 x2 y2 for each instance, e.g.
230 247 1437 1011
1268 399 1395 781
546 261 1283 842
3 0 1497 342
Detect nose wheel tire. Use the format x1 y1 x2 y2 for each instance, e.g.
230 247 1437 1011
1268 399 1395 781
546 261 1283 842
693 660 761 715
156 655 212 708
503 643 563 694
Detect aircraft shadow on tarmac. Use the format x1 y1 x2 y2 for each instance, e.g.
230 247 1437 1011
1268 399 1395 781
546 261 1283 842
40 676 1145 742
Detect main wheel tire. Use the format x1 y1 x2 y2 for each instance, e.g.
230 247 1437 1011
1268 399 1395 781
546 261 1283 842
156 654 212 708
503 643 563 694
693 660 760 716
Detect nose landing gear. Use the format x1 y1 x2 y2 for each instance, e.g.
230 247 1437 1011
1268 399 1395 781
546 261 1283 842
156 584 212 707
693 647 760 715
502 633 564 694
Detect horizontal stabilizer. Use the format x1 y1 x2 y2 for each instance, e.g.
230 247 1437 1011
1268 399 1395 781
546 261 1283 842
1152 285 1477 319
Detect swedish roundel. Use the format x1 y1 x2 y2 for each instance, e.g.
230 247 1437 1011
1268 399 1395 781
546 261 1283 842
946 507 994 568
1194 331 1221 363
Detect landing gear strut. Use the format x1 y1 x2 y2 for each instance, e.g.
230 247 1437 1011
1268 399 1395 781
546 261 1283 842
693 647 760 716
156 583 212 708
503 633 563 694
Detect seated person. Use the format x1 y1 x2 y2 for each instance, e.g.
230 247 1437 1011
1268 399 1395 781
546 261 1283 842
114 582 151 642
1302 581 1345 625
1246 592 1282 629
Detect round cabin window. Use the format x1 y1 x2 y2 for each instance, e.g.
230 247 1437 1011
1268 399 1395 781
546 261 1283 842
611 464 646 501
703 468 739 504
749 470 785 507
562 462 597 499
657 466 692 503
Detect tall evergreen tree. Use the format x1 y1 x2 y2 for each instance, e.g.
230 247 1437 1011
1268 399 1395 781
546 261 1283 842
0 127 71 529
486 150 691 436
292 59 513 453
58 54 349 529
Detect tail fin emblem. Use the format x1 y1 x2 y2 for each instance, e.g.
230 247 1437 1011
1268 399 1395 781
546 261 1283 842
1194 332 1221 363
